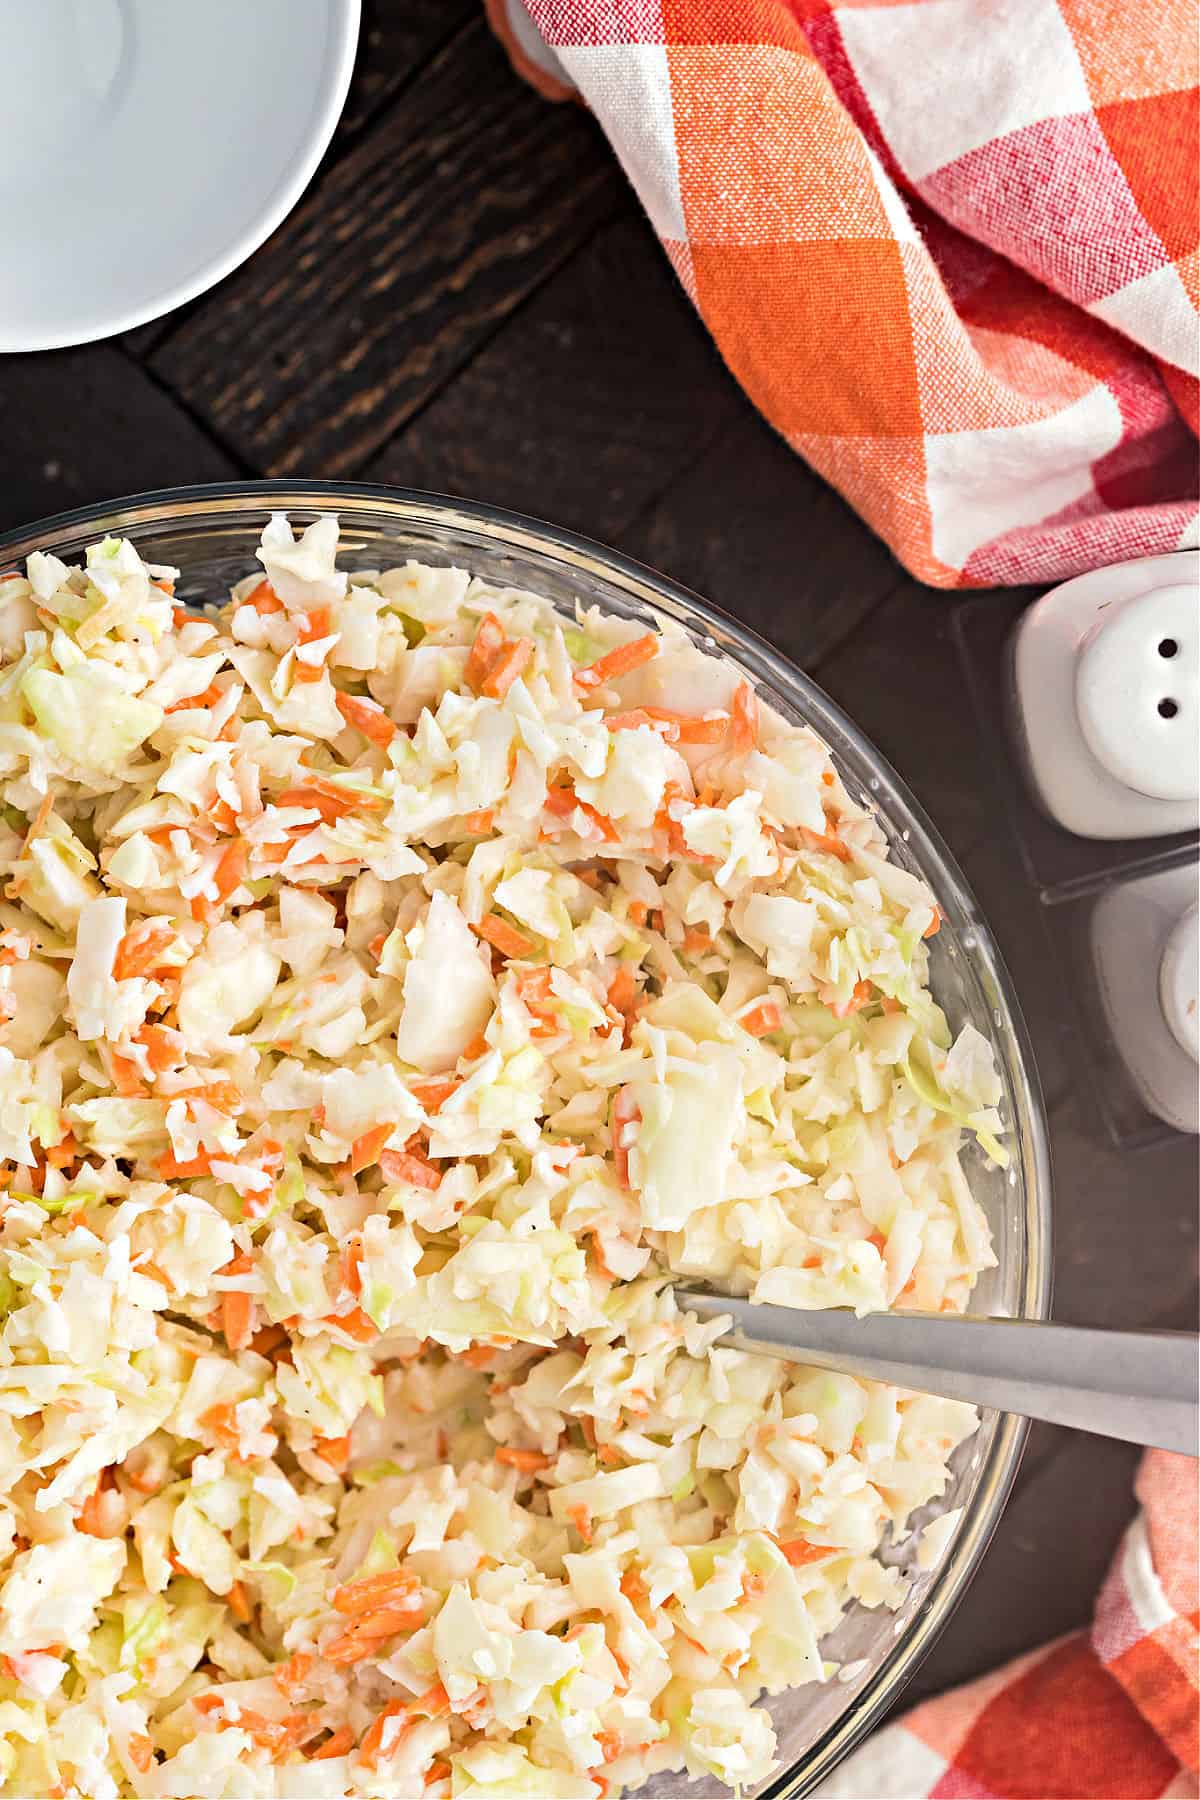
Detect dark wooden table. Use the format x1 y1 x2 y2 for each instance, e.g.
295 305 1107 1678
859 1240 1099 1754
1 3 1195 1721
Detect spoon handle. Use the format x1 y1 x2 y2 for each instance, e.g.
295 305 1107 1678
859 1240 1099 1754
675 1290 1199 1455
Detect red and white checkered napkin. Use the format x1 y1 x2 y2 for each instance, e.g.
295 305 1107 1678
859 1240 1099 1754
489 0 1199 587
815 1450 1199 1800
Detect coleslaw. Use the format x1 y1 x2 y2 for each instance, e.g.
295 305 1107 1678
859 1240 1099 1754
0 516 1004 1798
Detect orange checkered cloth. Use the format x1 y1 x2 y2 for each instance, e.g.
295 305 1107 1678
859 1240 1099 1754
488 0 1199 587
815 1451 1199 1800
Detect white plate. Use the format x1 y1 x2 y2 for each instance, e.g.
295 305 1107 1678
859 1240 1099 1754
0 0 360 352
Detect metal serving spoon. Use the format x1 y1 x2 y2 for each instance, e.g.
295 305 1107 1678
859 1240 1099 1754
676 1289 1199 1455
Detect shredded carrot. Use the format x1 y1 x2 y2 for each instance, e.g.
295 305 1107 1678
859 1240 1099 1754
462 808 494 834
799 824 852 862
588 1232 617 1283
480 636 534 699
923 905 944 939
192 1691 225 1714
475 913 534 959
132 1022 180 1074
574 633 659 690
157 1149 212 1180
227 1580 252 1622
611 1086 641 1191
542 783 621 843
334 689 397 748
830 978 872 1018
358 1698 411 1769
645 705 730 744
378 1146 442 1190
77 1475 116 1538
297 606 332 644
625 897 648 926
607 963 637 1022
741 1001 782 1037
597 1728 623 1764
312 1726 355 1760
325 1305 379 1343
409 1076 459 1112
341 1234 364 1296
314 1433 351 1470
463 612 507 693
275 786 356 825
348 1122 393 1175
460 1031 489 1063
332 1569 421 1618
127 1734 155 1772
173 1080 244 1115
246 580 285 614
727 681 759 753
199 1401 248 1461
426 1761 453 1786
566 1501 593 1543
273 1650 313 1700
495 1446 551 1472
460 1343 497 1369
222 1288 255 1353
45 1131 78 1170
778 1538 836 1567
415 1682 451 1716
325 1606 421 1665
107 1052 147 1098
164 682 224 714
681 926 712 954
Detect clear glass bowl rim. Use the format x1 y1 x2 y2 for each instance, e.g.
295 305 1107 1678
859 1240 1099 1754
0 480 1052 1796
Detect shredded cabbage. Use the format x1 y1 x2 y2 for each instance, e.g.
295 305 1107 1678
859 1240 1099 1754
0 516 1003 1797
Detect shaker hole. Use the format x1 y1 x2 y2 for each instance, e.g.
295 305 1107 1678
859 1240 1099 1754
1158 698 1179 718
1158 638 1179 659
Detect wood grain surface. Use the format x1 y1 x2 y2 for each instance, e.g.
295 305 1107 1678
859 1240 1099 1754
0 6 1194 1754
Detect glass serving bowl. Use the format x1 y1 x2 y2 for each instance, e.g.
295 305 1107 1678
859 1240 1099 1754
0 482 1052 1798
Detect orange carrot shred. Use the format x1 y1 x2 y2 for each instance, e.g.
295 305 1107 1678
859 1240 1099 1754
779 1538 836 1567
121 926 187 985
495 1446 551 1472
799 825 852 862
463 613 507 693
741 1002 781 1037
109 1052 147 1098
312 1726 355 1759
728 681 759 753
462 808 494 834
332 1569 420 1618
157 1149 212 1180
348 1123 393 1175
574 633 659 691
480 636 533 699
273 1650 313 1700
378 1146 442 1190
128 1734 155 1772
474 913 534 958
334 690 397 748
314 1434 351 1470
409 1076 459 1111
324 1306 379 1343
611 1086 640 1191
246 580 285 614
227 1580 252 1622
